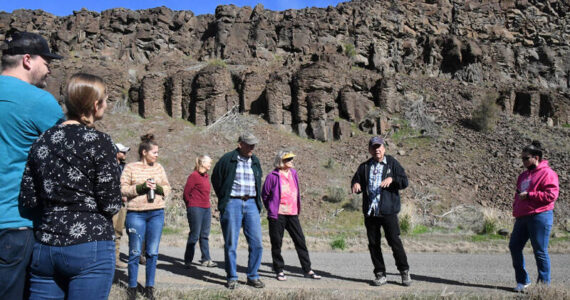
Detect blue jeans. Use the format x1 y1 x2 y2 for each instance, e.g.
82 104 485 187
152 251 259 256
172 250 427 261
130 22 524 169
509 210 553 285
220 198 263 281
0 228 34 299
28 240 115 299
126 209 164 288
184 207 212 264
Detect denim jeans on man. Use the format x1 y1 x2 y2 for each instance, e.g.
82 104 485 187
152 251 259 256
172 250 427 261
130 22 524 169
0 228 34 299
28 240 114 299
509 210 553 285
126 209 164 288
184 207 212 265
221 198 263 281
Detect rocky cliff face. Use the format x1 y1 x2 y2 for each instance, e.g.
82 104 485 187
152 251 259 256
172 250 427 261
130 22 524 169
1 0 569 140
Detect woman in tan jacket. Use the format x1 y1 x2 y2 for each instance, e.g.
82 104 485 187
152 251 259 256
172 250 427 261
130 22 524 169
121 133 171 300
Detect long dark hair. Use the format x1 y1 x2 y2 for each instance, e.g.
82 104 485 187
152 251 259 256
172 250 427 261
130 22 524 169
522 140 544 161
138 133 158 160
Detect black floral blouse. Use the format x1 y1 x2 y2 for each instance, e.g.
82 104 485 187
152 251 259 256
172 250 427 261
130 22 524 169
19 123 121 246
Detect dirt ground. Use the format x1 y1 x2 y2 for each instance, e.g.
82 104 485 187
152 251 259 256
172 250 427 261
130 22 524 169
109 241 570 299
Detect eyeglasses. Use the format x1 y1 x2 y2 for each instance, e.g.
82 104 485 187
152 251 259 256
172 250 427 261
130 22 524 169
283 158 294 162
521 156 531 161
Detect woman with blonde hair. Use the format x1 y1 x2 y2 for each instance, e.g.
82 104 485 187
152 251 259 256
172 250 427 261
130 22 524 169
20 73 121 299
183 155 216 268
261 150 320 281
121 133 171 300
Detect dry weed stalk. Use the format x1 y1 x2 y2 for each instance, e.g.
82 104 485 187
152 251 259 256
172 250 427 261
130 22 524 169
407 185 437 225
204 105 253 139
110 94 130 114
403 95 438 137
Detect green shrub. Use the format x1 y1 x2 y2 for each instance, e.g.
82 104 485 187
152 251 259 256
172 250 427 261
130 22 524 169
324 158 335 169
471 234 504 242
482 218 497 235
162 226 181 235
471 93 499 132
399 202 416 235
480 208 499 235
208 58 227 68
412 225 429 235
342 195 361 211
324 187 346 203
330 235 346 250
563 123 570 128
344 43 356 58
400 214 412 234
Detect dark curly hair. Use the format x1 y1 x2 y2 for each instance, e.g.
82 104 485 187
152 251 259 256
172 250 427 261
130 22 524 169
138 133 158 160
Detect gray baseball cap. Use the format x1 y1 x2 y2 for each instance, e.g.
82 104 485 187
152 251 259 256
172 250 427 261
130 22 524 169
368 136 384 147
238 133 259 145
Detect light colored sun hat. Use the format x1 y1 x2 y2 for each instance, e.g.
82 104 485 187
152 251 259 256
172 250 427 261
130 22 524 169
282 152 296 160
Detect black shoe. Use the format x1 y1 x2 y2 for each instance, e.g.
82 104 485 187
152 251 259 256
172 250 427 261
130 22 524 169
227 280 238 289
372 273 387 286
126 287 137 300
246 278 265 288
144 286 155 300
401 270 412 286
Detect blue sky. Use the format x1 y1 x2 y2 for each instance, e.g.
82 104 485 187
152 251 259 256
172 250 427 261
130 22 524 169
0 0 347 16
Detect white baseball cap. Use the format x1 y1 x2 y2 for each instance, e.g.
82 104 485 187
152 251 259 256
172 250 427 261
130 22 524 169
116 143 130 153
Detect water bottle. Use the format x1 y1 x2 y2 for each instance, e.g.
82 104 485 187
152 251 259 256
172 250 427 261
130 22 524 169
147 178 155 203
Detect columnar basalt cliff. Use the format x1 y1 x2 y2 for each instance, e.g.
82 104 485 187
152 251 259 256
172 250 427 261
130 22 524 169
1 0 569 141
2 0 569 223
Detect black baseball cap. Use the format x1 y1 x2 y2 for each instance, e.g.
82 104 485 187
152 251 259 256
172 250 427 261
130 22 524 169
2 32 63 60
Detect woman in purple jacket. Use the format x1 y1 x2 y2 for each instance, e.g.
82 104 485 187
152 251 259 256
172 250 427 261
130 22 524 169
261 150 321 281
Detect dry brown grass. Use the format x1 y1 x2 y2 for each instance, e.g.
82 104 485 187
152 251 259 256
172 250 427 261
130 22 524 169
109 285 384 300
525 283 570 300
108 284 570 300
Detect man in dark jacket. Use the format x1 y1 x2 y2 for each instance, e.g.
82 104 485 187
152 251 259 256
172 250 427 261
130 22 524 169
211 133 264 289
351 136 411 287
113 143 130 269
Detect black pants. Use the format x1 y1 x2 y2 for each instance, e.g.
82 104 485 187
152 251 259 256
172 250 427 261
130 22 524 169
268 214 312 273
364 214 409 275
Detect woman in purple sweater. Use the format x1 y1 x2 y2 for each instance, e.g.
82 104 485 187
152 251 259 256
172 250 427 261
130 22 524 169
261 150 320 281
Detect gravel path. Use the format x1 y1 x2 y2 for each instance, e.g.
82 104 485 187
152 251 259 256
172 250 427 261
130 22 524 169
115 244 570 297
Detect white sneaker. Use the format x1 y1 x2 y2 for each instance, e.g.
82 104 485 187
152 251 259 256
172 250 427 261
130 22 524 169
514 282 530 292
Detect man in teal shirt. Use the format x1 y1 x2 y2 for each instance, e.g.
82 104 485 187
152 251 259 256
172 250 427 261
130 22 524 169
0 32 65 299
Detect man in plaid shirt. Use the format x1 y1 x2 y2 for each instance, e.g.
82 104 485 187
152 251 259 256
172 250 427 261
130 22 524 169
211 133 264 289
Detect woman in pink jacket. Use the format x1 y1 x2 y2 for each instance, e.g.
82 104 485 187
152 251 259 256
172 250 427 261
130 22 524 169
509 141 559 292
261 150 321 281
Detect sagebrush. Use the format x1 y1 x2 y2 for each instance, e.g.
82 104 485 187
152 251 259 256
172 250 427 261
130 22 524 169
471 92 499 132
